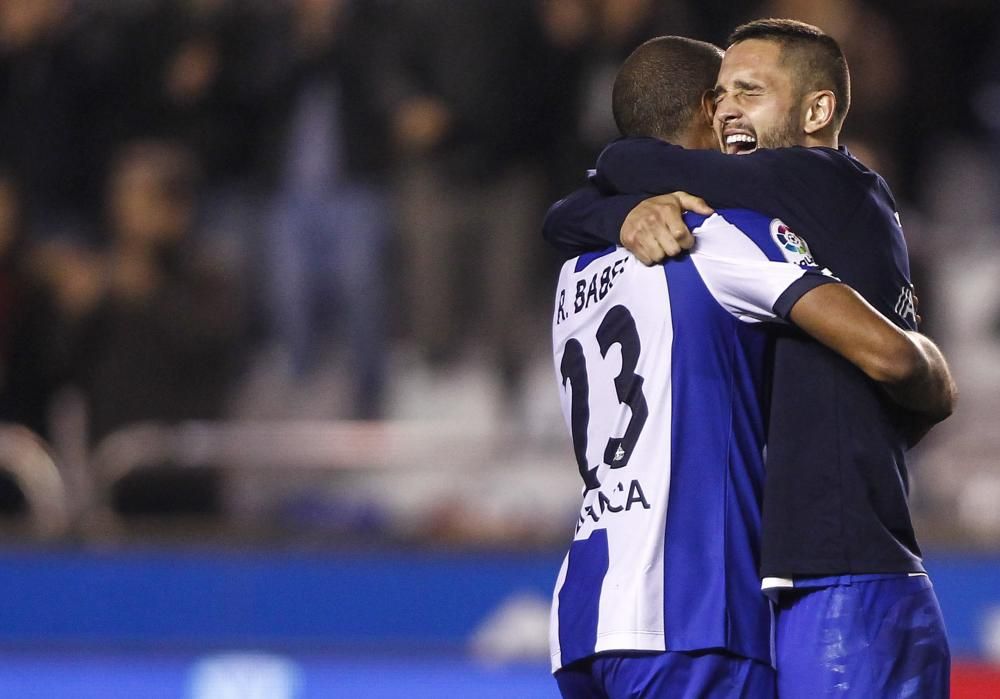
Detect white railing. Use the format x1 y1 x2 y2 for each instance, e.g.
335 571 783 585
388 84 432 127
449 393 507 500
0 418 574 541
0 424 70 538
89 419 506 483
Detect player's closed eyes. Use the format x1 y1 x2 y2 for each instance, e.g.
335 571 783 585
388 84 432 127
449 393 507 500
714 90 763 106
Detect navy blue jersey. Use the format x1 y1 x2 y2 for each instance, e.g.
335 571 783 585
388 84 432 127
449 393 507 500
543 137 924 578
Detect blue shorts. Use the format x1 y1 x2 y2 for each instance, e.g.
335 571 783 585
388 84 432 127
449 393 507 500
772 574 950 698
554 650 775 699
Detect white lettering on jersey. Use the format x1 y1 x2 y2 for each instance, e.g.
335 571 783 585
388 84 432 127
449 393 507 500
895 285 918 326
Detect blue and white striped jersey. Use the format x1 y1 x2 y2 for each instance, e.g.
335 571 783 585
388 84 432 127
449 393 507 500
549 208 834 672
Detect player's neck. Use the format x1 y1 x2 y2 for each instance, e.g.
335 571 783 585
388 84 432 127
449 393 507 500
802 130 838 150
673 129 715 150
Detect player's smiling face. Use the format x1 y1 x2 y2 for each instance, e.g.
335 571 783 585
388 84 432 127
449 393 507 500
713 39 801 155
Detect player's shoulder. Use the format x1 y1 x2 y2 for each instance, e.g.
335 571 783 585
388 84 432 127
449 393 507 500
832 147 900 210
567 246 618 273
752 146 871 177
757 146 896 216
684 208 772 237
758 145 887 187
687 209 817 266
559 245 635 284
711 208 772 229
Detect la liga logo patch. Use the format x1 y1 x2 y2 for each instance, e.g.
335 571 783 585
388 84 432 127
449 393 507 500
769 219 816 268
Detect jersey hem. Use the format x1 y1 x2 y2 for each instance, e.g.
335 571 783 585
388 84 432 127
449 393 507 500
760 559 926 578
551 631 665 672
550 631 772 672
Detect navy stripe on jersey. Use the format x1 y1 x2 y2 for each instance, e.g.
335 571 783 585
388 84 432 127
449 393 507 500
773 276 839 319
661 254 771 664
693 210 783 262
575 246 616 272
557 529 610 665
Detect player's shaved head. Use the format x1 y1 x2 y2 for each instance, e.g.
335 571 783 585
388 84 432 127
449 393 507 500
728 18 850 132
612 36 723 143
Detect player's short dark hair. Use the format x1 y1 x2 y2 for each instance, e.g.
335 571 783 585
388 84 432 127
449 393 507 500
728 18 850 131
612 36 723 142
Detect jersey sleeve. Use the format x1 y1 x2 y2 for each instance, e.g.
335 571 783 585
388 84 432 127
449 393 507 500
595 137 778 203
688 213 838 323
542 182 648 257
592 138 865 235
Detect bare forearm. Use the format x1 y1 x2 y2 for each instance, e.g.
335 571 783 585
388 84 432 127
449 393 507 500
787 283 956 422
882 332 957 423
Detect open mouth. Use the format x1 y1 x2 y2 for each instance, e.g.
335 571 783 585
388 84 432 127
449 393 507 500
724 133 757 155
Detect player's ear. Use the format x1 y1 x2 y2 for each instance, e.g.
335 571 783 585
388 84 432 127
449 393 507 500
700 90 716 125
803 90 836 135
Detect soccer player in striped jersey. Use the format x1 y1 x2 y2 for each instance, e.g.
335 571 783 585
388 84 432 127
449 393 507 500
546 22 956 699
548 37 955 698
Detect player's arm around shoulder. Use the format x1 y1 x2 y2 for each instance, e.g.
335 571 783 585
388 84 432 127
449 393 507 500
618 192 714 264
542 183 651 258
787 284 957 423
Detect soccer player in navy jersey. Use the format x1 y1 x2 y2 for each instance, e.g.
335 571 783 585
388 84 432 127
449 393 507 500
548 35 955 699
545 19 956 699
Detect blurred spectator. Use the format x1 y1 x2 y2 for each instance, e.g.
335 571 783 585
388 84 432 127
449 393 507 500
534 0 701 206
0 171 30 513
253 0 392 420
0 173 27 416
573 0 696 157
0 172 48 433
75 140 245 443
82 0 286 285
531 0 594 197
0 0 101 231
388 0 561 408
0 172 99 439
95 0 278 187
976 11 1000 211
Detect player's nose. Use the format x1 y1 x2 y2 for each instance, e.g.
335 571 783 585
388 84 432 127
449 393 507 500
714 97 741 123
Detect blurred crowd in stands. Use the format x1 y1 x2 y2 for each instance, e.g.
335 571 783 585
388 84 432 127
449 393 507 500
0 0 998 542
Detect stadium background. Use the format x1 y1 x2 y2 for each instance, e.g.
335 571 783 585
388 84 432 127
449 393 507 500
0 0 998 696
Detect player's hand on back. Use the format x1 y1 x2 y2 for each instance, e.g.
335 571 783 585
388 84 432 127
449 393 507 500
620 192 714 265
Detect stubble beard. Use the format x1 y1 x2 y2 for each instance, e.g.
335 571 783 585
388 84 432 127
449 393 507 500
756 110 801 150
